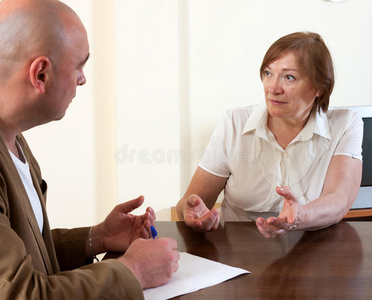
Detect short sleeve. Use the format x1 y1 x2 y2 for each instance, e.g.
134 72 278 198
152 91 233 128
333 109 363 161
199 113 232 178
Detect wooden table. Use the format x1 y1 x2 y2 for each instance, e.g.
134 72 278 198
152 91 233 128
154 221 372 299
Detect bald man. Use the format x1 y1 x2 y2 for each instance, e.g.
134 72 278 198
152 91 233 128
0 0 179 298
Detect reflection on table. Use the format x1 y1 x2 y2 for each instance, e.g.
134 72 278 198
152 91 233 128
153 221 371 299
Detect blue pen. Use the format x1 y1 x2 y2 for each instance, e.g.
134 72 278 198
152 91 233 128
151 226 158 239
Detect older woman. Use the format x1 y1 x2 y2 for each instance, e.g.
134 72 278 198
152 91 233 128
176 32 363 238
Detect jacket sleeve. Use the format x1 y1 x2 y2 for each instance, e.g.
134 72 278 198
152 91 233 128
52 227 91 271
0 177 144 300
0 223 144 300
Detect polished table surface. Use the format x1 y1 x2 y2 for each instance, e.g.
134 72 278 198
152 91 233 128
154 221 372 299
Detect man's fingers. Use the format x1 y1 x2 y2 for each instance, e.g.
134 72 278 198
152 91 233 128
116 196 145 214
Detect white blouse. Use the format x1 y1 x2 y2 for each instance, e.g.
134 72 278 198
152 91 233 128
199 103 363 221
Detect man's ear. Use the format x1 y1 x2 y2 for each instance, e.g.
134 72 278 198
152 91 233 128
29 56 52 94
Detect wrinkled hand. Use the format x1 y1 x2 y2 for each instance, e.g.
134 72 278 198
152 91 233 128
119 237 180 289
99 195 156 252
183 194 219 232
256 187 303 239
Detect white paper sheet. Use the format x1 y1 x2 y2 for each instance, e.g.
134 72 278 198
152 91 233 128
143 252 250 300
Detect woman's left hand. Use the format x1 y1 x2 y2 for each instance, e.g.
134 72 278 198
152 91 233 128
256 186 304 239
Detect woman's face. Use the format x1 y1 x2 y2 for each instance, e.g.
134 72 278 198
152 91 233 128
262 52 319 124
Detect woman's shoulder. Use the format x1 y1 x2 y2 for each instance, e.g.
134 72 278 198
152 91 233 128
223 105 257 123
324 108 363 137
326 107 360 118
326 107 362 125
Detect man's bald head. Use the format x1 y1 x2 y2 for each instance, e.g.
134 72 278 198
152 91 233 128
0 0 89 133
0 0 85 79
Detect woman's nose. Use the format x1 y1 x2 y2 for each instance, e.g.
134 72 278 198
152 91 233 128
268 78 283 95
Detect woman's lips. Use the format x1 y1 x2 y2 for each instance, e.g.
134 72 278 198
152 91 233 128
269 99 286 105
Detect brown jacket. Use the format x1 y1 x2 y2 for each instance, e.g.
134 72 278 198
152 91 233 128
0 134 144 299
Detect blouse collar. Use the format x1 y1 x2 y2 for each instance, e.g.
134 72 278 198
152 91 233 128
242 102 332 142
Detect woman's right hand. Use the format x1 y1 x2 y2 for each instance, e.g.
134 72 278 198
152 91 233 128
183 194 220 232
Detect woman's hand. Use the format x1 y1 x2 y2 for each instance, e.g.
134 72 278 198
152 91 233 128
256 186 304 238
183 194 220 232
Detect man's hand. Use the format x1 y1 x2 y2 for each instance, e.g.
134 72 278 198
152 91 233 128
94 196 156 254
119 238 180 289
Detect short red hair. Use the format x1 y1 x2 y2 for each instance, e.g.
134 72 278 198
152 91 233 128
260 32 334 113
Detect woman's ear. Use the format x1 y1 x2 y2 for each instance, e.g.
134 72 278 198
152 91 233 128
29 56 52 94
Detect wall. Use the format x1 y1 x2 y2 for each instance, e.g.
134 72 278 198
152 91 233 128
24 0 372 228
115 0 372 219
114 0 181 220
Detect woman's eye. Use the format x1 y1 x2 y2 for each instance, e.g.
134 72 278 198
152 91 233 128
285 75 295 81
264 70 271 77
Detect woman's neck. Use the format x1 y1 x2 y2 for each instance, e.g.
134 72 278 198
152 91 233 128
267 114 310 149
